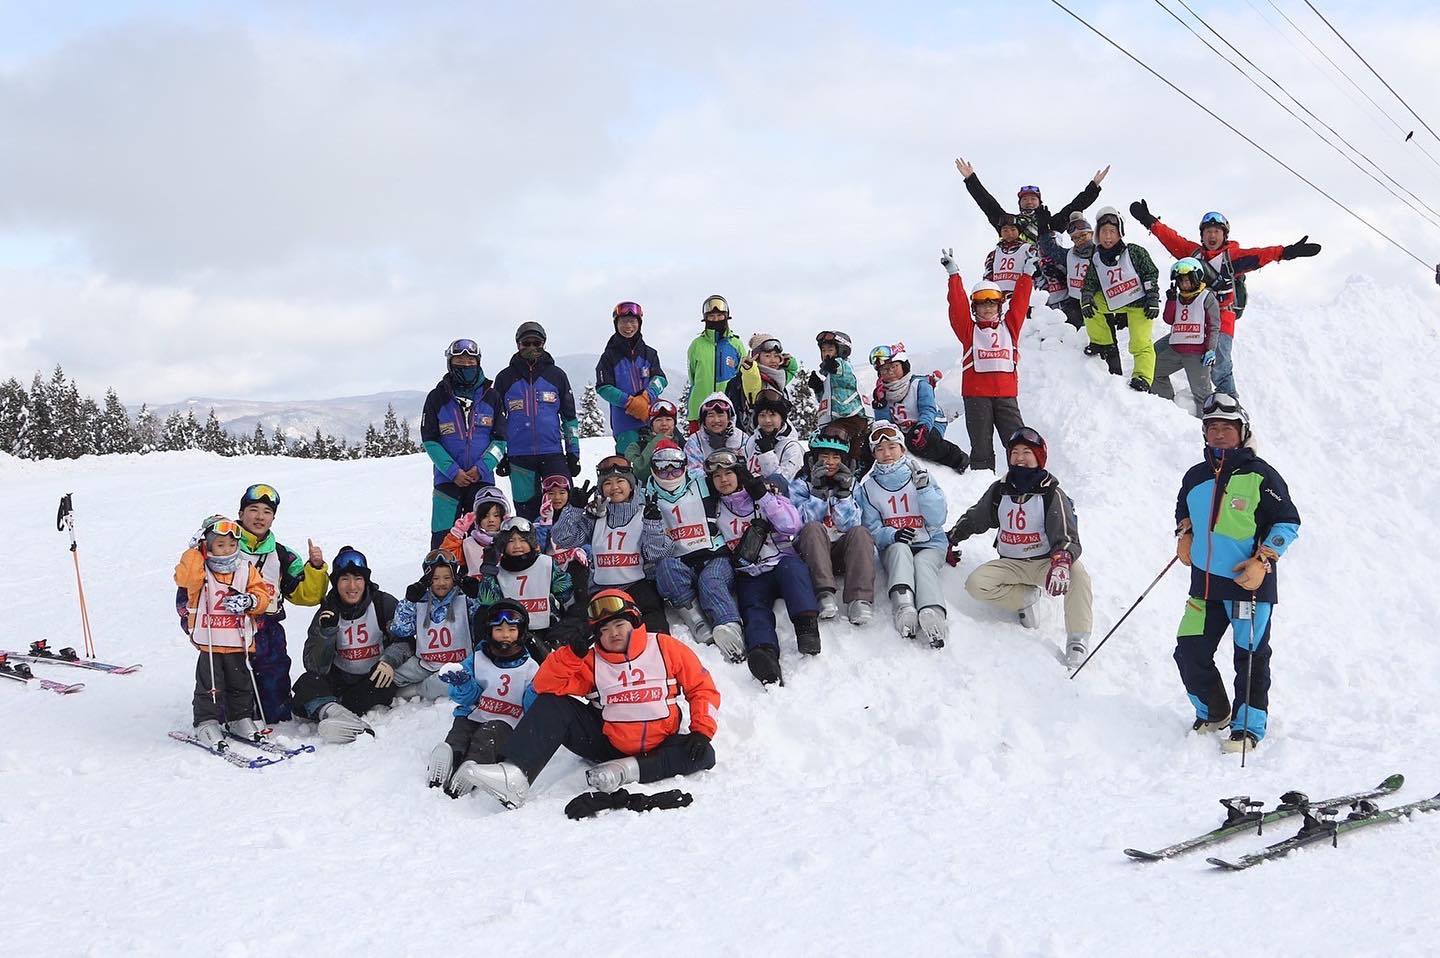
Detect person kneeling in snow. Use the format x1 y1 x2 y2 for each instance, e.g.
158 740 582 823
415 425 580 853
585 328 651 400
1171 394 1299 754
388 550 486 700
948 429 1093 667
426 599 541 796
452 589 719 809
741 387 805 485
860 423 950 648
291 546 404 743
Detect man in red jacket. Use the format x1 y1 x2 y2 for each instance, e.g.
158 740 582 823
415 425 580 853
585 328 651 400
1128 201 1320 397
452 588 720 808
944 248 1032 472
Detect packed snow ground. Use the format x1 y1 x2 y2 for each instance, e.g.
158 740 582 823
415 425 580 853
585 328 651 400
4 277 1440 956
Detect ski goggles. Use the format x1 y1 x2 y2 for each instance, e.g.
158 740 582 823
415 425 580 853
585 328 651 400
869 345 901 367
1201 393 1243 417
1096 211 1122 229
488 607 524 626
242 483 280 509
332 547 369 574
1007 426 1045 449
652 454 687 478
444 339 481 358
699 397 732 417
206 518 243 539
541 475 571 492
597 456 634 480
587 592 636 621
816 330 850 348
1017 184 1042 198
1200 211 1230 231
1066 218 1093 235
499 516 534 533
753 338 784 355
648 399 679 421
702 296 730 316
612 301 644 320
422 549 459 573
703 448 742 474
868 423 904 448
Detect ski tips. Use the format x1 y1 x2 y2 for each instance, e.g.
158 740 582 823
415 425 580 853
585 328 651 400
1380 774 1405 790
1122 848 1163 861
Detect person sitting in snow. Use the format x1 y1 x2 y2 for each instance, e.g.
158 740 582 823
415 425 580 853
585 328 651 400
448 588 719 809
1151 257 1220 417
624 399 686 485
684 392 745 482
472 516 572 658
947 428 1093 668
438 485 509 578
387 550 486 700
869 342 969 473
291 546 404 743
740 387 805 485
790 427 877 627
425 599 541 797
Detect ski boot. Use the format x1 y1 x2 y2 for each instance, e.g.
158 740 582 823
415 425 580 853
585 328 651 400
1220 731 1260 754
746 645 783 686
711 622 746 663
847 600 873 626
816 591 840 620
674 602 714 646
891 588 918 638
918 607 948 649
426 743 455 789
586 757 640 793
794 615 821 655
452 761 530 809
1016 587 1042 630
1190 710 1231 734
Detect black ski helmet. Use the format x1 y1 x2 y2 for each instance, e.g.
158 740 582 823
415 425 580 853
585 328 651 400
515 321 547 346
816 330 852 359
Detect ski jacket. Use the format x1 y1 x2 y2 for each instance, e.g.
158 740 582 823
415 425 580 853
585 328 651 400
595 333 668 436
717 488 803 575
686 326 745 421
1162 290 1221 355
302 585 404 675
684 425 744 482
238 528 328 618
624 425 688 483
1148 221 1286 332
788 473 864 535
742 422 805 484
473 553 574 616
726 355 798 429
173 548 273 652
533 627 719 756
389 588 485 645
948 273 1032 398
549 499 670 586
1176 446 1300 604
810 356 862 424
445 643 540 721
422 374 505 487
950 472 1081 561
647 475 725 564
492 352 580 458
961 172 1102 245
1081 242 1160 313
1037 228 1094 303
858 458 947 552
873 375 942 431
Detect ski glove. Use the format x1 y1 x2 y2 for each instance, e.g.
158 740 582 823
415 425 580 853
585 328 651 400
677 731 711 762
1128 199 1157 229
437 663 469 686
940 247 959 276
1080 302 1096 322
819 356 839 375
946 523 967 547
1176 518 1194 567
1144 302 1160 320
566 622 595 658
1281 235 1321 260
317 609 338 631
495 456 511 477
643 495 662 521
906 423 929 450
624 393 651 421
570 480 597 511
1233 552 1272 591
221 592 256 614
1202 350 1217 367
567 452 583 477
370 661 395 688
807 370 825 394
1046 551 1072 596
912 466 930 489
756 432 778 454
893 528 916 545
871 382 887 409
739 468 769 502
405 579 428 603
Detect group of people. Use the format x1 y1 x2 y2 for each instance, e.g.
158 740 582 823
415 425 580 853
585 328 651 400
170 162 1308 809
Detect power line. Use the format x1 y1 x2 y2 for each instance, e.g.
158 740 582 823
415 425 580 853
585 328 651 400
1302 0 1440 147
1043 0 1435 272
1158 0 1440 232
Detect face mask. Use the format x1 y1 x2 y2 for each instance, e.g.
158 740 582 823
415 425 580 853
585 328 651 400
205 552 241 574
450 365 481 389
1007 465 1044 492
498 551 534 572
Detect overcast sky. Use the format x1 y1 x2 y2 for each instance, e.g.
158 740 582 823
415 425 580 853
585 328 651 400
3 0 1439 403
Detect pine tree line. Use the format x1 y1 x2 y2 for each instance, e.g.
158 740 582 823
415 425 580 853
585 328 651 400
0 366 420 461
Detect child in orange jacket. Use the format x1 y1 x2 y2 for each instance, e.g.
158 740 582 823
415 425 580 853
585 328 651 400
173 516 274 748
448 588 719 808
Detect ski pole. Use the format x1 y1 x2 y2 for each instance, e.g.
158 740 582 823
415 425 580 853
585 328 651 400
1238 591 1259 769
56 494 96 658
1069 556 1178 679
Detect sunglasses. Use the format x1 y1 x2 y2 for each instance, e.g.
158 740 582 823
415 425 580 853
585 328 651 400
243 483 280 507
518 337 545 349
489 608 524 626
587 592 634 621
332 547 369 573
444 339 481 357
612 301 644 320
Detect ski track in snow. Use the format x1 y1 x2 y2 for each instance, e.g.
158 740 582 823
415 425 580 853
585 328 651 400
3 277 1440 956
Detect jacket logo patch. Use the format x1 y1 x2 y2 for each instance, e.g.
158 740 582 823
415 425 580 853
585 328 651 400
1229 497 1248 512
539 391 558 403
439 423 456 436
1271 536 1285 547
725 357 737 368
479 416 493 426
507 399 526 412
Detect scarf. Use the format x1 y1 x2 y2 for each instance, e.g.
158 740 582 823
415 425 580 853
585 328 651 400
882 375 912 406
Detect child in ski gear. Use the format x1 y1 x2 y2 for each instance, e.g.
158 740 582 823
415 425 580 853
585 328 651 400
1151 257 1220 416
706 448 820 684
492 322 581 519
388 550 487 700
983 213 1040 296
1129 202 1319 397
808 331 868 463
173 516 274 746
947 429 1093 666
473 516 572 657
1171 394 1300 752
684 392 745 481
234 482 328 723
1035 211 1095 329
954 158 1108 245
624 399 685 483
423 339 506 547
537 474 590 598
859 423 950 648
291 546 403 743
1080 206 1162 389
596 301 668 455
647 440 745 658
549 455 671 635
451 589 719 809
944 253 1031 472
728 333 798 427
791 430 877 626
685 295 746 432
741 387 805 484
869 343 969 473
429 599 541 797
439 484 510 577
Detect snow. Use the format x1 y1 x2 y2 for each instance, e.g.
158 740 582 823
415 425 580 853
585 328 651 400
4 277 1440 956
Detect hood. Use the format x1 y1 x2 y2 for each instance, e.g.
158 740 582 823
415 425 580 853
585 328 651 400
593 623 652 664
506 350 556 373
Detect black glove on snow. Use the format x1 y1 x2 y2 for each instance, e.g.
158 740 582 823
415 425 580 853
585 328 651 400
1129 199 1157 229
677 731 711 762
1281 235 1321 260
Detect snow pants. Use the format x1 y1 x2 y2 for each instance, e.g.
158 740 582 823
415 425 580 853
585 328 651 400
250 615 293 722
655 555 741 626
794 522 876 603
881 544 946 611
503 693 716 785
589 577 670 636
392 657 450 701
613 428 642 457
444 716 514 765
1085 302 1155 384
292 666 396 719
509 453 571 520
1173 596 1272 740
192 651 256 727
962 396 1025 472
1211 331 1238 397
964 556 1094 636
431 481 486 547
1150 337 1213 416
735 554 819 651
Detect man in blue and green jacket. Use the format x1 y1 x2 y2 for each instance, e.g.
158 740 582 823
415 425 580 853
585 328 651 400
493 322 581 520
1172 393 1300 754
422 339 505 547
596 301 668 455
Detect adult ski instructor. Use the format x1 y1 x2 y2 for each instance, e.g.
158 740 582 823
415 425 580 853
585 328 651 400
493 322 582 520
422 339 505 547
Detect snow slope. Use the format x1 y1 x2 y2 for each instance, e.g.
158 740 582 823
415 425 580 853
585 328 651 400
4 277 1440 957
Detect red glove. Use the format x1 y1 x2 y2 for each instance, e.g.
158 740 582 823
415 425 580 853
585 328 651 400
1045 551 1072 596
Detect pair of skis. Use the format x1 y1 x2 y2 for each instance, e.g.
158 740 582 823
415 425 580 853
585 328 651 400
0 641 142 694
0 657 86 695
1125 774 1440 869
169 729 316 770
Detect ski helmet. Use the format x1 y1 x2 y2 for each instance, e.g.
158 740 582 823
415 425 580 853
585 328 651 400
612 301 643 330
1171 257 1207 295
1017 184 1043 202
587 588 643 633
1200 392 1251 443
1199 211 1231 240
494 515 540 560
809 429 851 458
869 343 910 372
472 485 511 523
815 330 853 359
515 321 547 346
751 387 791 420
648 398 679 424
201 515 242 547
650 440 688 485
1005 426 1048 469
1095 206 1125 238
698 392 735 424
970 280 1005 304
867 421 905 451
421 548 461 580
997 212 1021 236
1066 212 1093 237
239 482 280 514
484 598 531 648
701 295 730 321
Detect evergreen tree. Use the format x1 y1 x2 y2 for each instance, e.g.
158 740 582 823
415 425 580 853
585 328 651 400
46 366 78 459
182 411 203 450
271 425 289 457
76 395 102 456
0 377 27 455
679 381 693 425
787 364 820 436
27 373 54 459
200 409 229 454
97 389 135 455
579 383 606 438
398 418 418 454
134 404 160 453
251 422 271 456
380 403 404 455
363 423 382 458
161 411 187 451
